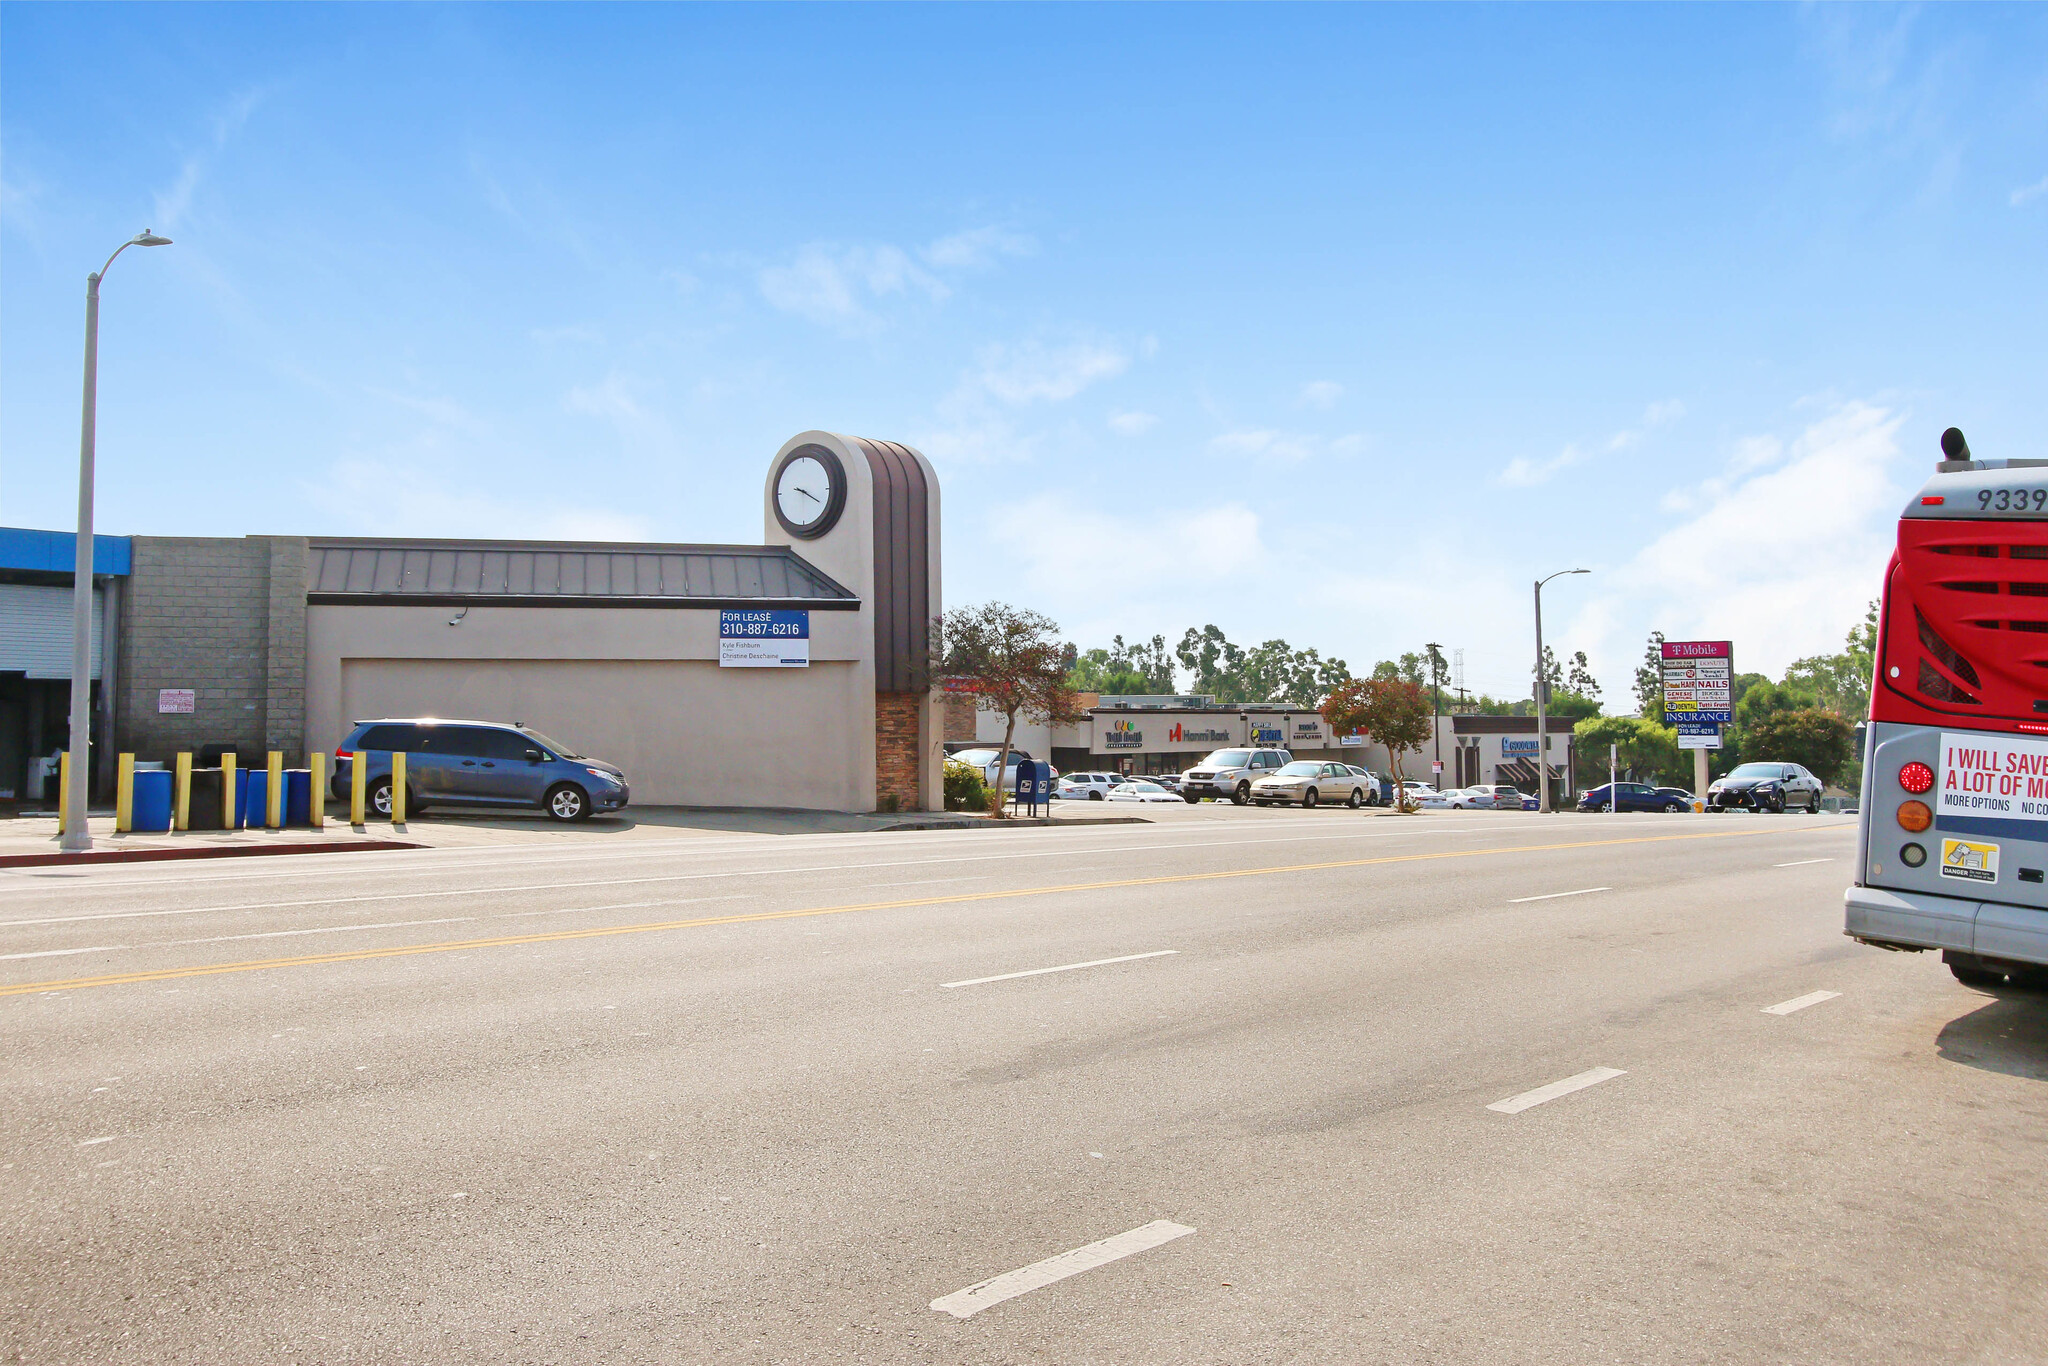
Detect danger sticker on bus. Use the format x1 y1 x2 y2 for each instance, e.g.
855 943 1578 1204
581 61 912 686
1936 731 2048 829
1940 838 1999 883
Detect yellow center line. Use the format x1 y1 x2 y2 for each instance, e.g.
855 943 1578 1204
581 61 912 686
2 823 1840 998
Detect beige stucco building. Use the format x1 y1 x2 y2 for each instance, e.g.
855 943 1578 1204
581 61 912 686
14 432 945 814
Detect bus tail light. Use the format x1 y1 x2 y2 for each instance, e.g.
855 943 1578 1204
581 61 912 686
1898 761 1935 794
1897 801 1932 832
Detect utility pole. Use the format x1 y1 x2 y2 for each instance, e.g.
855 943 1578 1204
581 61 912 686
1425 641 1444 789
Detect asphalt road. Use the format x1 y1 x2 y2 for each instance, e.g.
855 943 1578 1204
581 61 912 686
3 808 2044 1364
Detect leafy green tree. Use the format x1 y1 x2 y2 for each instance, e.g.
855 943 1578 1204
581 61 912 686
1742 707 1856 786
1323 677 1433 805
939 602 1083 815
1566 650 1601 701
1175 625 1348 705
1783 600 1879 720
1634 630 1667 719
1068 633 1177 695
1574 715 1687 788
1373 652 1427 686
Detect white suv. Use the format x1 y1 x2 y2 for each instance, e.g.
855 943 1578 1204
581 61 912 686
1181 747 1293 804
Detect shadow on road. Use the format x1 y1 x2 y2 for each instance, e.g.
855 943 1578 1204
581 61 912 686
1937 990 2048 1082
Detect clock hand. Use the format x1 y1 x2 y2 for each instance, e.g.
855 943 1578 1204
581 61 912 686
794 487 821 505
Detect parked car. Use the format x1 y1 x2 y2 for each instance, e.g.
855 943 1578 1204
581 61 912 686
1578 781 1689 813
1435 786 1503 810
1707 762 1823 813
1655 787 1697 809
1394 781 1440 804
1417 788 1455 809
1145 772 1186 794
1181 747 1293 804
332 718 628 821
951 747 1056 793
1345 765 1385 806
1107 780 1182 804
1058 772 1127 801
1250 760 1372 808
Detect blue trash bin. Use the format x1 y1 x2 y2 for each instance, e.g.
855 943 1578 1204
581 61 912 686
242 769 268 828
285 769 312 826
230 768 250 829
131 770 173 833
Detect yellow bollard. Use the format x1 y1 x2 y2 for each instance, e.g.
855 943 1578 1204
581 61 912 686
57 751 70 834
116 754 135 833
266 751 284 830
391 753 407 824
350 750 367 827
174 753 192 831
310 753 326 829
222 752 238 829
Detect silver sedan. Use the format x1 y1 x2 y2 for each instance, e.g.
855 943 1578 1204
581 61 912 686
1249 761 1371 808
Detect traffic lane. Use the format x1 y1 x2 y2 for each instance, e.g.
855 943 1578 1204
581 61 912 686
0 815 1854 975
2 830 1897 1358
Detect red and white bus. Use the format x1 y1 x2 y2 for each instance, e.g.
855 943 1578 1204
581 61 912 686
1847 427 2048 988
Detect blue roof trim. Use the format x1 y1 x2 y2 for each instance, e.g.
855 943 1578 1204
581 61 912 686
0 527 132 576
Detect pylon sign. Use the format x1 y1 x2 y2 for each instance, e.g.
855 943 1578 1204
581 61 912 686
1662 640 1732 726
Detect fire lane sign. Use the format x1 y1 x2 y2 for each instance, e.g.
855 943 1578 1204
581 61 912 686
1662 640 1732 726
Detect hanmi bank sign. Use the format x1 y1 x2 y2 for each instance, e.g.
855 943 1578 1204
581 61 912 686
1090 712 1244 755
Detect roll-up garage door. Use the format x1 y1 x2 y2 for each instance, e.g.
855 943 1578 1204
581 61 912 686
0 584 105 679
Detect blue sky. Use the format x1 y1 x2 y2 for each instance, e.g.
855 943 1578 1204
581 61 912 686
3 4 2043 701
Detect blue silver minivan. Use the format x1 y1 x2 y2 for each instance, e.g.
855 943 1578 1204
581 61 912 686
332 718 630 821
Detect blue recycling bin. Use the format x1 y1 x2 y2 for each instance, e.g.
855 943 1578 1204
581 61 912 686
242 769 269 828
230 768 250 829
285 769 312 826
130 770 173 832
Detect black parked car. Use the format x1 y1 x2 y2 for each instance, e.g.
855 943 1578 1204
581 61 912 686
1706 762 1823 813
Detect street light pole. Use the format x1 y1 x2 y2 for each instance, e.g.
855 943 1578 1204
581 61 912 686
1425 641 1444 786
61 230 171 853
1532 568 1589 814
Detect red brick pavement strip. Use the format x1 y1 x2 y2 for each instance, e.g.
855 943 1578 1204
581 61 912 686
0 838 424 868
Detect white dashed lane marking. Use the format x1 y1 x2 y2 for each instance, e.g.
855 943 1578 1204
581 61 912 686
930 1220 1196 1319
1762 990 1841 1015
1774 858 1835 867
1508 887 1611 903
940 950 1178 990
1487 1066 1626 1114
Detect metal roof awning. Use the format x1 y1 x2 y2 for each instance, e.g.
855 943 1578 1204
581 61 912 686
305 538 859 611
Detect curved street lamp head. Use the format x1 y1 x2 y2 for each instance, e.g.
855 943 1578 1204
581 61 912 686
133 231 173 247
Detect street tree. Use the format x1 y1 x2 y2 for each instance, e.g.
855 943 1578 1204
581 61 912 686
1633 630 1667 719
1322 676 1433 807
1742 707 1856 786
939 602 1083 815
1068 633 1177 695
1176 625 1349 704
1573 714 1686 787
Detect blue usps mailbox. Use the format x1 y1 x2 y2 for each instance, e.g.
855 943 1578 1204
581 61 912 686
1013 759 1050 815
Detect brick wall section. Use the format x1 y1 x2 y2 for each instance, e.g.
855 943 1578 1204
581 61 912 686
264 537 308 761
942 693 977 743
875 691 922 812
117 536 308 765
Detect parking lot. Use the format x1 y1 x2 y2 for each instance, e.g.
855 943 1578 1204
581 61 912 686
3 810 2042 1362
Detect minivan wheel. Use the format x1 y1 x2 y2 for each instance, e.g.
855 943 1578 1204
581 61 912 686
546 783 591 822
1232 781 1251 805
368 778 408 820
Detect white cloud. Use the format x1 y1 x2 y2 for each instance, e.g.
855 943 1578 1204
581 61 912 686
922 226 1037 269
989 495 1263 596
309 459 653 542
1108 411 1158 435
970 339 1129 405
756 224 1033 330
1209 428 1368 467
1497 399 1683 485
152 84 273 231
758 243 947 329
1581 400 1907 682
565 373 647 423
1299 380 1343 410
2012 174 2048 207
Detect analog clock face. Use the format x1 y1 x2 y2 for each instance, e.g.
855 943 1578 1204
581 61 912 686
773 448 845 539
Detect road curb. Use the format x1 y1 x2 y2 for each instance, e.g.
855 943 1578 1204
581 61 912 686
0 838 425 868
879 815 1152 832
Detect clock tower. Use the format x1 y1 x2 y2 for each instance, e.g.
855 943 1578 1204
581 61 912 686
763 431 942 812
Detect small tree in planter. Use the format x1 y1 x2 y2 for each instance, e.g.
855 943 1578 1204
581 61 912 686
937 602 1082 817
1323 676 1434 810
